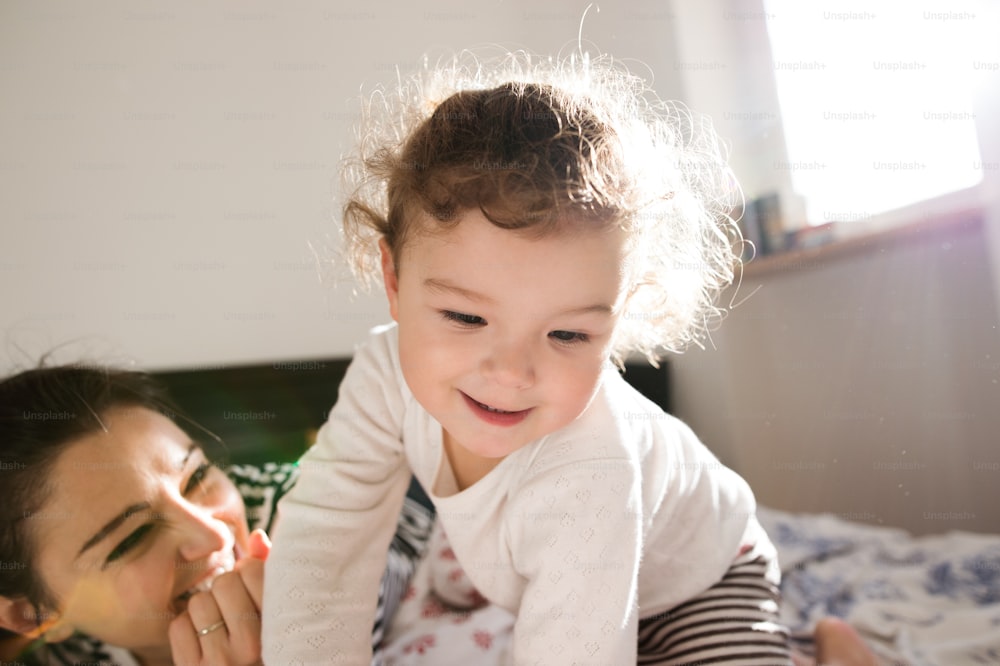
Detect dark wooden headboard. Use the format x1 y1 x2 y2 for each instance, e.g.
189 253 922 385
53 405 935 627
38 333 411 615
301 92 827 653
153 359 670 466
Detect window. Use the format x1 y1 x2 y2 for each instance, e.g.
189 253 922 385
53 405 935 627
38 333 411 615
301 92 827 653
763 1 984 225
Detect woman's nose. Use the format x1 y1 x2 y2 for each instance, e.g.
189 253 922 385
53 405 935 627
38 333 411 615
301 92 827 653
169 498 232 562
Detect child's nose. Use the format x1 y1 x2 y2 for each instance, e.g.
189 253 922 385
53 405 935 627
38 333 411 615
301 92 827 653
483 339 535 388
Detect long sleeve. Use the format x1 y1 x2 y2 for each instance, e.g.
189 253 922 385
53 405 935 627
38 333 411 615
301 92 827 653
262 327 412 665
506 455 643 665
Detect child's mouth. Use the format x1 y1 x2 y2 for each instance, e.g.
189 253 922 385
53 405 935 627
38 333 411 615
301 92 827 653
480 402 515 414
461 392 532 425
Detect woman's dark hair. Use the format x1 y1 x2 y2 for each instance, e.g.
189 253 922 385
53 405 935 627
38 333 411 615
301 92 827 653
0 365 177 614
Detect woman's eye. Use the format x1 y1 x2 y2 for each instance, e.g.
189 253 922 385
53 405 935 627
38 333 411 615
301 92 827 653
105 523 156 567
441 311 486 327
183 462 214 495
549 330 589 344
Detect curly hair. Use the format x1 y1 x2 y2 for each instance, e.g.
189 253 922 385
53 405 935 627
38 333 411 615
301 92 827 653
341 50 743 362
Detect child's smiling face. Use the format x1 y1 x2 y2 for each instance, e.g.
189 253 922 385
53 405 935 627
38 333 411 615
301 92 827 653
381 209 631 467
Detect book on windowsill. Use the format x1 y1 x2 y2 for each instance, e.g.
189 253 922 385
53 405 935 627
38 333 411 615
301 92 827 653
737 193 787 257
789 222 836 251
754 192 787 255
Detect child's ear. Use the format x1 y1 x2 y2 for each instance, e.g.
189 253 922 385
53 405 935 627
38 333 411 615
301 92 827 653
379 238 400 322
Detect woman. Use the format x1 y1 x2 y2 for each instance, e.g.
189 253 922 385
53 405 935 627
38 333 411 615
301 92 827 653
0 365 432 665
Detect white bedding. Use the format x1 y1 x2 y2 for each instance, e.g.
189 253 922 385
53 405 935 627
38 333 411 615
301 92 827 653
757 506 1000 666
382 507 1000 665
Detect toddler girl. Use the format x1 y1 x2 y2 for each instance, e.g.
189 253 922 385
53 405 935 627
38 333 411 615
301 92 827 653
263 52 790 665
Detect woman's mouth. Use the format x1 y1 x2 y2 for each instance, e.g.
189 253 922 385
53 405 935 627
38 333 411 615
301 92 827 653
175 566 227 604
461 392 532 426
172 549 237 611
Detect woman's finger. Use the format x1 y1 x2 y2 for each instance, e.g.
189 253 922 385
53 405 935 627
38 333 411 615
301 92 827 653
235 555 266 610
210 568 263 664
167 609 203 666
248 528 271 561
185 589 230 663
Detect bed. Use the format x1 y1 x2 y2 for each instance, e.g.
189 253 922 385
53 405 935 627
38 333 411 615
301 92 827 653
379 506 1000 665
152 358 1000 665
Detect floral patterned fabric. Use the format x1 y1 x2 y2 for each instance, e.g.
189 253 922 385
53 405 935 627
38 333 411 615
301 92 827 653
382 522 514 665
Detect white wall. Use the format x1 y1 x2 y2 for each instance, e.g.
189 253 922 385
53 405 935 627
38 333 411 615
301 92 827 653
0 0 683 372
4 1 998 535
670 218 1000 536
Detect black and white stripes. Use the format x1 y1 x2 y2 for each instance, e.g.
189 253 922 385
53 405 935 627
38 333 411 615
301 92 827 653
638 556 792 665
372 497 436 654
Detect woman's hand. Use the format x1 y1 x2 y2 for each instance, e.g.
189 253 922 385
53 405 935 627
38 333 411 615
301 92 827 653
168 529 271 666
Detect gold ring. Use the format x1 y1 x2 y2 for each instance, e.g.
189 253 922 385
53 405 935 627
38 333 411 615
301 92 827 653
197 620 226 637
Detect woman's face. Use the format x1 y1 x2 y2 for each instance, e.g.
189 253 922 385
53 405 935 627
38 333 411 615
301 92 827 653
29 406 249 656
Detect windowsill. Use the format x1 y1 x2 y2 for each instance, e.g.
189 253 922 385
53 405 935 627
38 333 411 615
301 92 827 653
741 189 986 278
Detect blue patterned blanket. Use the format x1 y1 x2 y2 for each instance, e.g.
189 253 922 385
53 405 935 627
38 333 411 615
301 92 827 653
758 506 1000 665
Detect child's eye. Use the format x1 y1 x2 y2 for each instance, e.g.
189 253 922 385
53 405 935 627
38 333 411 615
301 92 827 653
104 522 156 567
441 311 486 327
549 330 589 345
184 462 215 495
